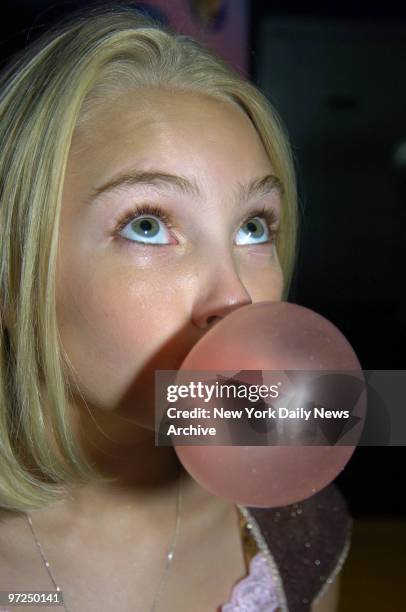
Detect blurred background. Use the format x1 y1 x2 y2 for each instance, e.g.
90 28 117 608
1 1 405 609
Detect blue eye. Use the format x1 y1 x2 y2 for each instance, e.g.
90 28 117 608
114 203 279 247
121 213 170 245
115 204 174 246
236 217 269 245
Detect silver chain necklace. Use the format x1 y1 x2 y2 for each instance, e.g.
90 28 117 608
24 467 183 612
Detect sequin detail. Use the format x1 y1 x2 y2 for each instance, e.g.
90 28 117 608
221 551 280 611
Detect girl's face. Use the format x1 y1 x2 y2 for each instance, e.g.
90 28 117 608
57 87 284 431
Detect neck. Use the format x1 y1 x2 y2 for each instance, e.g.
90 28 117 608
32 392 218 533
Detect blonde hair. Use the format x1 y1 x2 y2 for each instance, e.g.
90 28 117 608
0 3 300 513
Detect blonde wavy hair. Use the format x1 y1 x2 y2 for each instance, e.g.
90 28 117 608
0 2 300 513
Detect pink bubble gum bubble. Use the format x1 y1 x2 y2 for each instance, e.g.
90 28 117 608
173 301 366 508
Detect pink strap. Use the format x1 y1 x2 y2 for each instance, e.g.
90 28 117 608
221 551 280 611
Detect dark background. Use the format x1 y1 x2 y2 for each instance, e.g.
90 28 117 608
1 1 404 518
251 1 406 520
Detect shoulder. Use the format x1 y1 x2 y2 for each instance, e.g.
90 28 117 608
0 509 38 585
244 483 352 612
0 509 26 560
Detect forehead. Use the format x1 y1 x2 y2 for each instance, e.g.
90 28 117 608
70 88 272 171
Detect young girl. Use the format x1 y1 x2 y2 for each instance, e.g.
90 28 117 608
0 4 351 611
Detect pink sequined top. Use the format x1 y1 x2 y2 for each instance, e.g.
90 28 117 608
217 483 352 612
219 505 282 611
221 551 280 611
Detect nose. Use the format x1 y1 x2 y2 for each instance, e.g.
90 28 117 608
191 262 252 330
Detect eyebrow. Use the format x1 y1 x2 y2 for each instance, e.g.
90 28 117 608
88 170 284 204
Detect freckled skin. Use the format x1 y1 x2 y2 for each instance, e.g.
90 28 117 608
53 86 284 518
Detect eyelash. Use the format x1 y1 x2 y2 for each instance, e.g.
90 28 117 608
112 203 280 247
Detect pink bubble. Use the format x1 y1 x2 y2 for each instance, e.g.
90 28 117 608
173 301 366 508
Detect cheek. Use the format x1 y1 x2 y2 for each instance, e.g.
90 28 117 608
56 259 184 409
239 252 284 302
